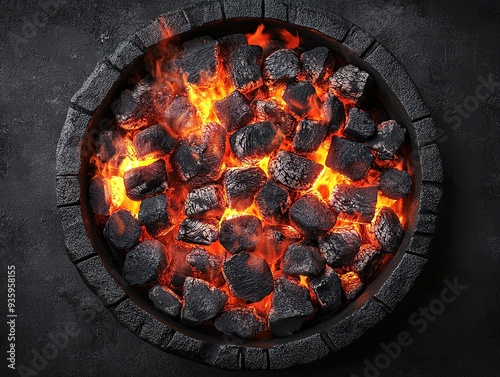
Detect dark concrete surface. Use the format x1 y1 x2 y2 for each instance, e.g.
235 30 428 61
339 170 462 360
0 0 499 376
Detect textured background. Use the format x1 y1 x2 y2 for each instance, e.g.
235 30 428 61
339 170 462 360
1 0 499 376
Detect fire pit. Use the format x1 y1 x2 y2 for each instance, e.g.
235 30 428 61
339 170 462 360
56 0 442 370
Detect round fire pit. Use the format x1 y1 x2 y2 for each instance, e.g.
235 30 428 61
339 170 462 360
56 0 442 370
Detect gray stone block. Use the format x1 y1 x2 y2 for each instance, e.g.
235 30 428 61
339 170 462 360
323 299 388 349
56 108 91 176
269 333 330 369
223 0 263 18
207 345 241 370
109 40 143 71
343 26 375 56
165 332 210 362
59 206 95 262
365 45 430 121
243 347 268 369
288 5 350 41
70 61 119 113
375 253 427 310
184 1 224 27
138 315 175 348
419 144 444 183
420 183 443 213
76 255 125 306
112 298 149 333
56 176 80 207
264 0 288 21
413 117 439 147
407 234 433 257
415 212 438 234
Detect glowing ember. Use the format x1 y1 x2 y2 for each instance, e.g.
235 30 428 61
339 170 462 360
87 24 411 339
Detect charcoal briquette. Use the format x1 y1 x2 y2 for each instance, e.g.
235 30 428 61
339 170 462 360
369 207 404 254
184 184 226 219
104 209 141 250
123 240 167 287
223 167 267 211
340 271 364 301
95 130 119 162
329 64 369 103
300 46 333 84
268 151 323 191
223 252 274 302
289 194 336 238
322 94 344 132
230 122 283 163
214 308 265 339
293 119 328 154
185 247 222 276
344 107 376 141
255 180 291 221
263 49 301 86
308 266 342 311
326 136 373 181
89 176 111 215
179 36 219 86
148 284 182 317
219 215 262 254
251 99 296 138
176 218 219 246
181 277 227 325
138 194 174 237
282 81 321 117
123 159 168 201
318 227 361 268
133 124 177 159
164 96 202 136
282 242 326 276
351 245 383 282
329 183 378 223
378 168 412 199
228 45 263 93
268 276 314 337
214 90 254 132
367 120 406 159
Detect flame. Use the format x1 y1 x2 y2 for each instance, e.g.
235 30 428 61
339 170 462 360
246 24 272 49
278 29 300 49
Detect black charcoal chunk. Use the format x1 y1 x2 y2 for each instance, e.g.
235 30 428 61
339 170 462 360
214 308 265 339
344 108 376 141
180 36 219 86
104 209 141 250
95 130 119 162
329 64 369 103
318 227 361 268
172 122 226 184
228 45 263 93
214 90 254 132
340 271 364 301
369 207 404 254
293 119 328 154
223 252 274 302
268 276 314 337
218 34 248 61
329 184 378 223
133 124 177 159
309 266 342 311
124 159 168 201
322 94 344 132
230 122 283 163
290 194 336 238
177 218 219 246
124 240 167 287
114 78 172 130
164 96 202 136
326 136 373 181
148 284 182 317
252 99 296 138
255 181 291 221
263 39 286 58
223 167 267 210
184 184 226 218
379 168 412 199
283 242 325 276
263 49 301 85
89 176 111 215
268 151 323 190
283 81 321 117
367 120 406 159
220 215 262 254
181 277 227 325
301 47 333 84
138 194 173 237
351 245 383 282
186 247 221 275
262 225 302 258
